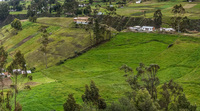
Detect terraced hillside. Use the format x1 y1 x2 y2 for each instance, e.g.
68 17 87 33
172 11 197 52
11 32 200 110
0 17 91 70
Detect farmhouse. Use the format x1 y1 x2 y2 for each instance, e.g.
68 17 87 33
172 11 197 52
4 72 11 77
160 28 175 32
136 0 142 3
74 17 89 24
142 26 155 32
128 26 142 31
97 12 104 15
0 72 11 78
78 4 87 7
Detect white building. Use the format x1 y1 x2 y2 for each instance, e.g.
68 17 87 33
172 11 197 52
97 12 104 15
136 0 142 3
142 26 155 32
13 69 32 74
74 17 89 24
160 28 175 32
128 26 142 31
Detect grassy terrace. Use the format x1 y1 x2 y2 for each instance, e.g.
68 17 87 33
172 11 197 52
11 32 200 110
0 17 91 69
116 1 200 19
7 0 200 20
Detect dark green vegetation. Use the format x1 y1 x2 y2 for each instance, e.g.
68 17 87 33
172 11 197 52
0 2 9 20
3 30 198 110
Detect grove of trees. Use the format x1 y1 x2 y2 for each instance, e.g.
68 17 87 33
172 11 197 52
63 63 196 111
0 2 9 20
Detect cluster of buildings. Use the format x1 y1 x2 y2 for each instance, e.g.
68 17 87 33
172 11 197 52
128 26 175 32
73 17 176 33
0 69 32 78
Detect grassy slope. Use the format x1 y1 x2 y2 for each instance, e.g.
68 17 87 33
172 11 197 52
0 17 91 70
14 32 200 111
116 1 200 19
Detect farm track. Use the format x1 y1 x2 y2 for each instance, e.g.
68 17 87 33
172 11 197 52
10 32 38 50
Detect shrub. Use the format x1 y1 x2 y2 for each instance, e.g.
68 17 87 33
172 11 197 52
11 18 22 30
30 67 36 73
24 85 31 90
28 75 33 80
29 16 37 23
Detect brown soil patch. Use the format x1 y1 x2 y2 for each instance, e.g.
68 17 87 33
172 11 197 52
183 4 197 9
0 78 12 89
24 82 38 86
20 19 28 22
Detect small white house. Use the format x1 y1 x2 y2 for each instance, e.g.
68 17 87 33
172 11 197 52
128 26 142 31
97 12 104 15
74 17 89 24
136 0 142 3
13 69 21 72
1 72 11 78
142 26 155 32
79 4 87 7
27 70 32 74
160 28 175 32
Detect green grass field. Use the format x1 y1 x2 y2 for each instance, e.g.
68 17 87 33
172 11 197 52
116 1 200 19
10 32 200 111
1 17 200 110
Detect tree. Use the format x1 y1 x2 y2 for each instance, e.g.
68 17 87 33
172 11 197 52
31 0 48 13
171 4 189 32
159 80 185 110
159 80 185 111
8 50 26 110
63 0 78 16
15 102 22 111
63 94 80 111
53 2 62 17
120 64 133 76
93 19 106 44
15 5 23 11
127 63 160 100
124 63 196 111
89 0 93 4
0 46 8 109
135 89 159 111
48 0 56 13
0 2 9 20
9 0 21 11
11 18 22 30
27 5 37 23
153 9 162 29
83 6 92 15
40 28 49 69
82 80 107 110
84 17 94 45
106 6 116 15
177 94 197 111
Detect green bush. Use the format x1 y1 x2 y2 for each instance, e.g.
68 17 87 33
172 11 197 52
11 18 22 30
29 16 37 23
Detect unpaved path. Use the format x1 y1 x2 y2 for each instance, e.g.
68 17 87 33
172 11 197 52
183 4 197 9
0 78 12 89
